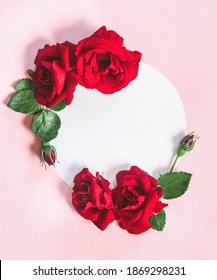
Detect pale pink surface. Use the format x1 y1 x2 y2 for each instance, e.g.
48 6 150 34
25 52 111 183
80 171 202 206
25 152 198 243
0 0 216 259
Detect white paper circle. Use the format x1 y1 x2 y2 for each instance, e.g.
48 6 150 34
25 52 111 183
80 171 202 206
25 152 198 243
51 62 186 185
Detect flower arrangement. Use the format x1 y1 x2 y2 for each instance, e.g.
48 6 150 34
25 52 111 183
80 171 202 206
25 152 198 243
7 26 198 234
71 133 198 234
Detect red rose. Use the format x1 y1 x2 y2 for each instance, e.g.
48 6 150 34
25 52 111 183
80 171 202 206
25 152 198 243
32 42 78 108
75 26 142 94
112 166 167 234
72 168 115 230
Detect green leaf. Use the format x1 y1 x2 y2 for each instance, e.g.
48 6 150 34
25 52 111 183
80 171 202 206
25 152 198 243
149 210 166 231
158 172 192 199
7 89 41 114
15 78 36 91
32 110 61 142
50 99 67 111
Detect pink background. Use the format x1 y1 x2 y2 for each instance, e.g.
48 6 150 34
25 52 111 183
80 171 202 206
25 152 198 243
0 0 216 259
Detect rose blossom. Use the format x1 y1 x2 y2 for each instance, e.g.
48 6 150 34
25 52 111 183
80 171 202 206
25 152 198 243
112 166 167 234
32 42 78 108
75 26 142 94
72 168 115 230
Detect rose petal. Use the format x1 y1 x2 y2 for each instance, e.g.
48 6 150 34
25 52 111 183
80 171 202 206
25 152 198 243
34 44 59 65
51 60 66 96
124 220 151 234
140 191 158 223
57 43 70 71
92 26 124 47
154 201 168 213
46 93 66 108
94 209 115 230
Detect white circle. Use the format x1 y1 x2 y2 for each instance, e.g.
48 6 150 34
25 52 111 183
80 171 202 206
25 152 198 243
51 62 186 185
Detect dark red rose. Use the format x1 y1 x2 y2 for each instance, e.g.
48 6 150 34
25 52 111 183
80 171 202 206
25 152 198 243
72 168 115 230
40 143 57 166
75 26 142 94
32 42 78 108
112 166 167 234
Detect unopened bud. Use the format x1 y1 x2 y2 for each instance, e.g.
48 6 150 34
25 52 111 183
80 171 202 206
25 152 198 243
178 132 199 156
40 142 57 167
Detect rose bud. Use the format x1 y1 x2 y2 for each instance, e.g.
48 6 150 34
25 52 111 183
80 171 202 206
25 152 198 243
40 142 57 167
178 132 199 156
170 132 199 172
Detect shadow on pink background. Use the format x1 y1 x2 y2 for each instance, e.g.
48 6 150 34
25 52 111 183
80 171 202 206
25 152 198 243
0 0 216 259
